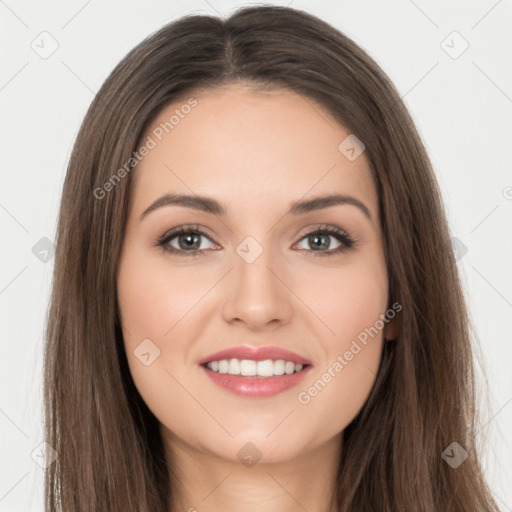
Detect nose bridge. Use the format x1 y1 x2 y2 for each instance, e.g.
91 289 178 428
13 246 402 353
222 232 293 326
234 233 280 296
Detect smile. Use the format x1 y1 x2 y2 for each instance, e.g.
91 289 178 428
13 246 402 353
201 358 312 397
199 345 313 397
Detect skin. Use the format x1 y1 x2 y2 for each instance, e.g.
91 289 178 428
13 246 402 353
117 82 394 512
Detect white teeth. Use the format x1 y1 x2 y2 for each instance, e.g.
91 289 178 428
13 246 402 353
240 359 256 376
274 359 285 375
285 361 295 375
218 360 228 374
257 359 274 377
206 358 305 377
228 359 241 375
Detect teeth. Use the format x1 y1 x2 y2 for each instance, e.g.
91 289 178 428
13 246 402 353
285 361 295 374
206 358 305 377
229 359 241 375
240 359 256 376
218 360 228 374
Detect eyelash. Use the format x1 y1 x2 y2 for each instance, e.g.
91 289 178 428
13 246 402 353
154 223 356 258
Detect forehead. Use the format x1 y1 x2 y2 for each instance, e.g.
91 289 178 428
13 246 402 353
130 83 377 219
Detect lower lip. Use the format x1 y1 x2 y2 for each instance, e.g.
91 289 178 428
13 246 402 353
200 364 312 398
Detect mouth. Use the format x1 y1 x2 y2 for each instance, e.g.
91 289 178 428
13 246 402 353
199 346 313 397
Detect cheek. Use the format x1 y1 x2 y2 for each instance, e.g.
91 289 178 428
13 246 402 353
116 248 217 424
293 260 387 431
297 339 382 440
117 248 209 341
328 271 387 343
298 254 388 345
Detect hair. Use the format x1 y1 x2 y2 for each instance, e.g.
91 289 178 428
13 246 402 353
43 4 500 511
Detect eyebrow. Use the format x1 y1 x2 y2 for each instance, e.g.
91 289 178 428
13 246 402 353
139 192 373 223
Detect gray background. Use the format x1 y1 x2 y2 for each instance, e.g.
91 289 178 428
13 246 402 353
1 0 511 510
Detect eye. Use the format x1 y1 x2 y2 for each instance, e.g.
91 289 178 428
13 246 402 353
293 225 355 257
155 223 356 257
155 224 218 257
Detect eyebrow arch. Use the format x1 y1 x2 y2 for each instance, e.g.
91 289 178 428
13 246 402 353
140 193 373 223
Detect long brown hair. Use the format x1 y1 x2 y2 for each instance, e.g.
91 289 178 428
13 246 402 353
44 5 499 511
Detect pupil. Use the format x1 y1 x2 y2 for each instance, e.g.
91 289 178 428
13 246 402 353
180 233 200 250
310 234 329 250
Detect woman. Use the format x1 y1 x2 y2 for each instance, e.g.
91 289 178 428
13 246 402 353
44 5 499 511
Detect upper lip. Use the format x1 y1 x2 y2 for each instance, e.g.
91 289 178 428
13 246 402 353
199 346 312 366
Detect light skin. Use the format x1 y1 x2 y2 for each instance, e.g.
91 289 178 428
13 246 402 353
116 82 394 512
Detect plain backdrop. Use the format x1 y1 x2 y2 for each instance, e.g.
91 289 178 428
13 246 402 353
1 1 511 510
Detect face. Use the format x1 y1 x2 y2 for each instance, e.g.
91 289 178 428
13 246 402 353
117 82 392 465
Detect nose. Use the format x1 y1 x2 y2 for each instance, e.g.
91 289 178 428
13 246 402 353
221 247 294 330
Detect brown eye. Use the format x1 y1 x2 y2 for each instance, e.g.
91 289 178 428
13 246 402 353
173 232 204 251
